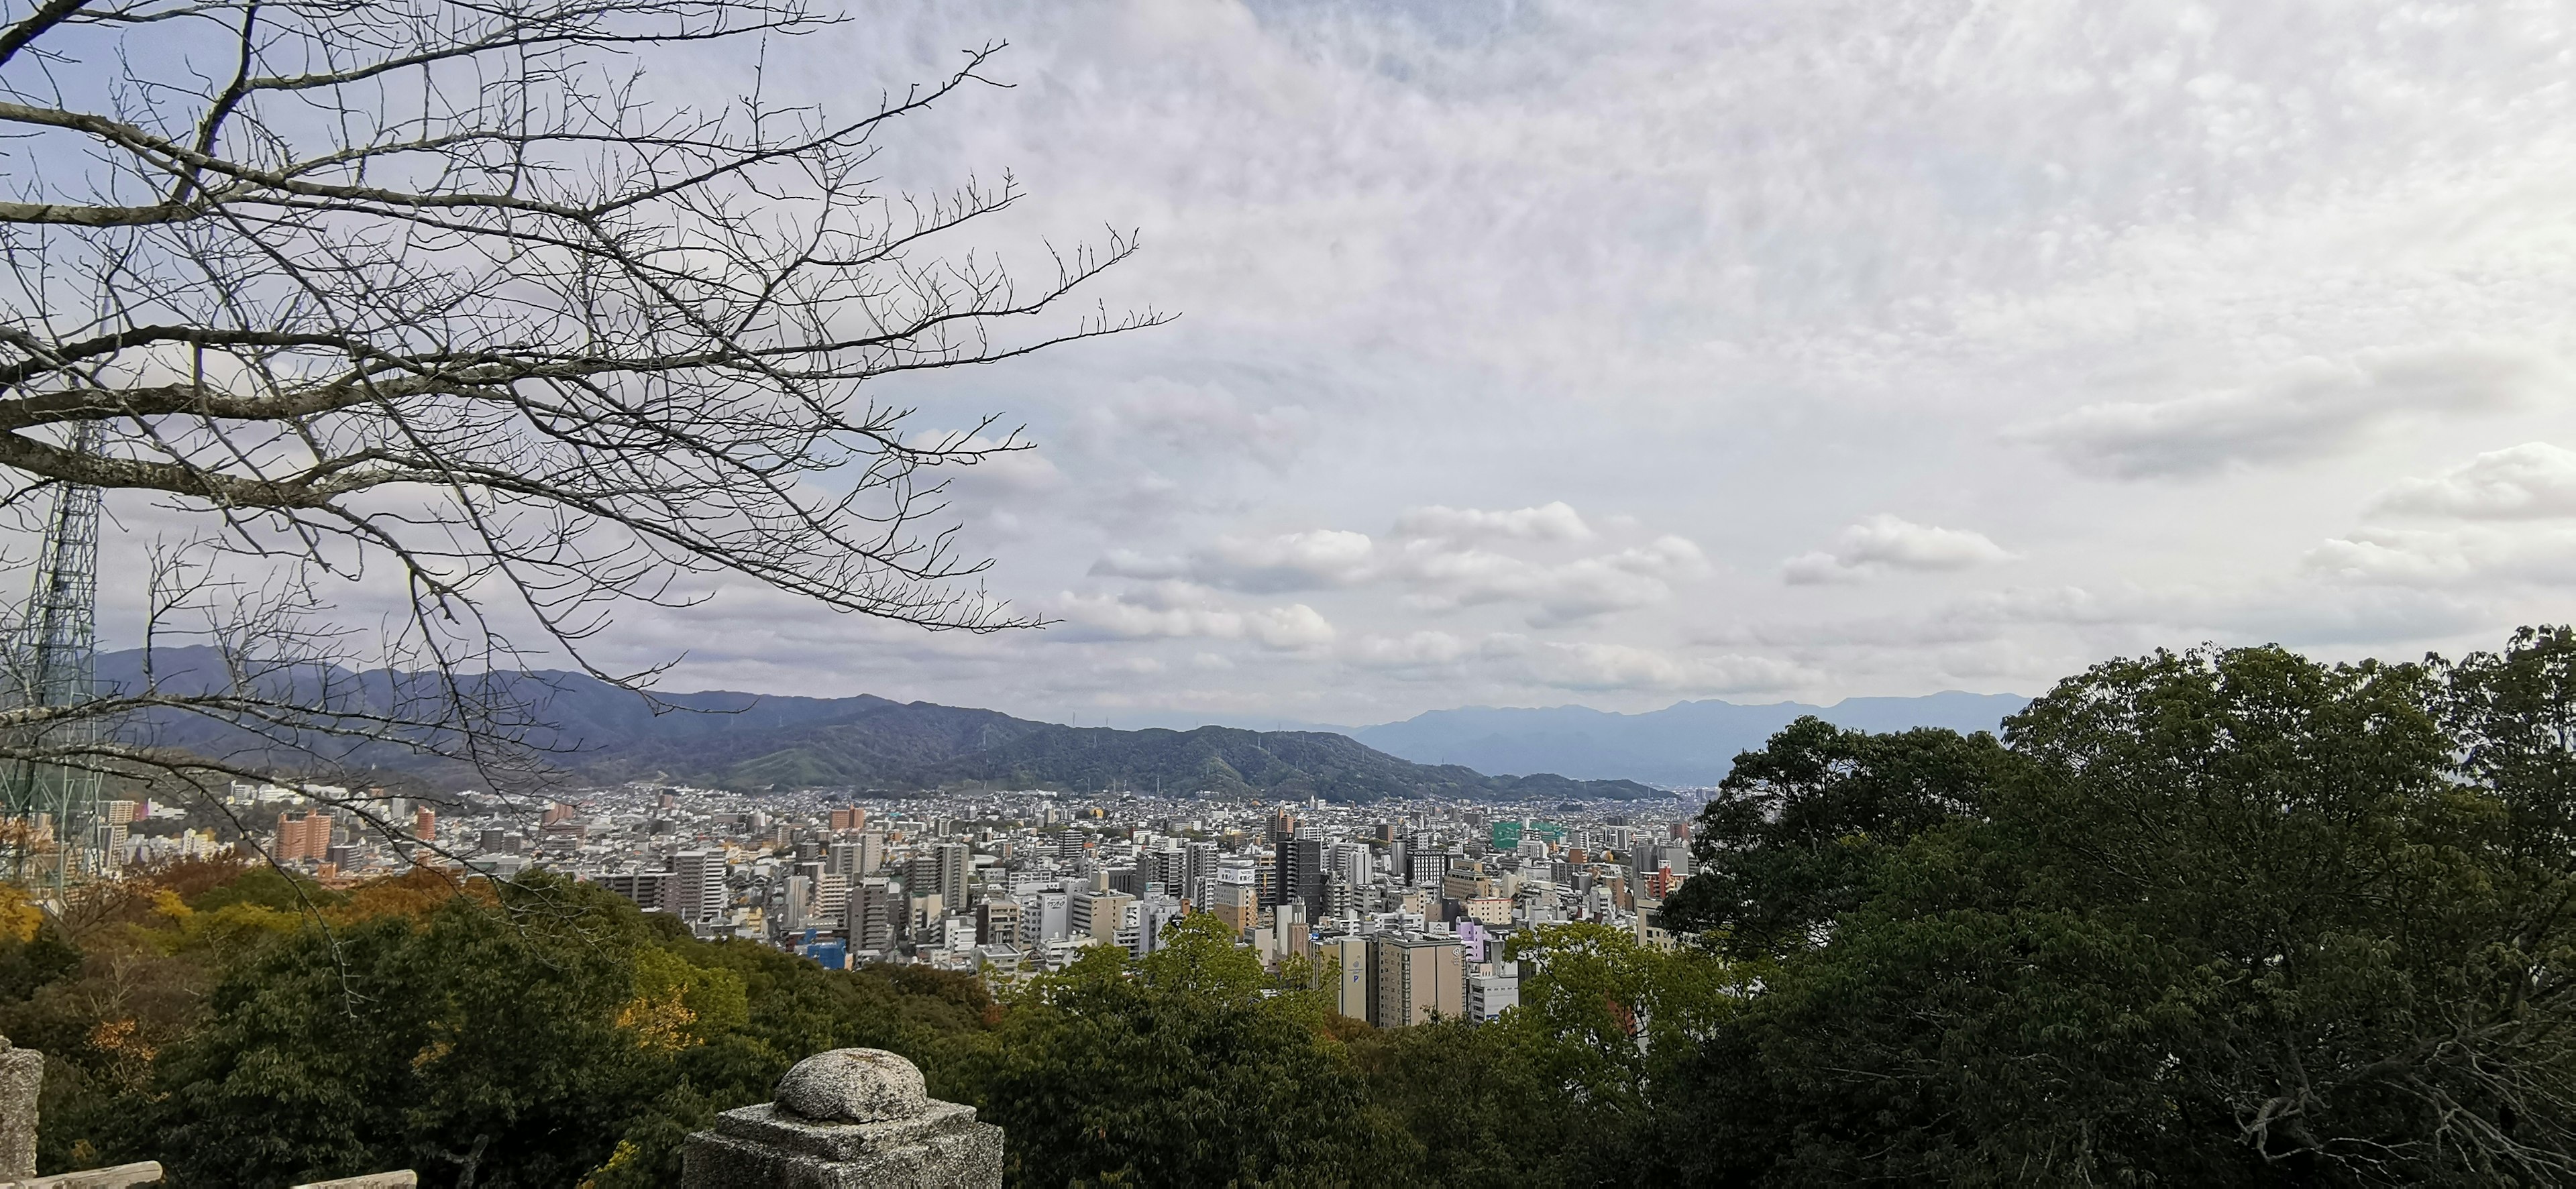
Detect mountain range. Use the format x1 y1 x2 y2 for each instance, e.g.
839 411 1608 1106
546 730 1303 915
99 648 2025 799
98 650 1664 803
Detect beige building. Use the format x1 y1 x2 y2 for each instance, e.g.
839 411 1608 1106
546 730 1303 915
1321 934 1371 1021
1371 933 1466 1027
1071 891 1134 946
1210 881 1260 936
1442 862 1499 903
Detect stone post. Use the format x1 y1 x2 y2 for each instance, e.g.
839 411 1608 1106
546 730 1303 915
678 1049 1002 1188
0 1036 40 1180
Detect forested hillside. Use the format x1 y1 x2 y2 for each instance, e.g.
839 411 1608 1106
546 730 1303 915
101 648 1660 801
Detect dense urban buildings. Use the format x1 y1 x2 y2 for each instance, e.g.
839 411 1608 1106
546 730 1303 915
236 777 1702 1027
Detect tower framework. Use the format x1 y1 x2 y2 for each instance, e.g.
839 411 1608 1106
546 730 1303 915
1 421 105 891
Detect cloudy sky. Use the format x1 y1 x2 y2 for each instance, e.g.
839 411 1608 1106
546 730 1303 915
103 0 2576 727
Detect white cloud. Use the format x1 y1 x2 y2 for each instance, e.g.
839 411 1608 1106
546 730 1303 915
1347 630 1472 670
1052 590 1336 651
1089 509 1706 626
1784 515 2017 585
1393 502 1594 542
1244 603 1338 650
2371 443 2576 520
1091 528 1374 591
2017 343 2559 479
1393 532 1706 624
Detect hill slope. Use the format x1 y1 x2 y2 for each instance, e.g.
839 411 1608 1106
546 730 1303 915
98 649 1662 801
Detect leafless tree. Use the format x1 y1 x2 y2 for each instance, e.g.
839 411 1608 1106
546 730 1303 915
0 0 1160 871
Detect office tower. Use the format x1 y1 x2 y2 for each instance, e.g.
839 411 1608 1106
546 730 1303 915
1322 934 1371 1020
1275 837 1324 919
977 900 1022 952
413 806 436 842
274 811 332 864
934 841 970 909
1370 933 1466 1027
1018 891 1069 950
542 801 574 826
96 799 136 864
1185 841 1219 907
782 874 811 930
590 870 669 911
1069 890 1134 946
830 806 867 832
1330 841 1371 891
672 850 726 922
1405 834 1446 887
1131 896 1183 958
1211 860 1260 936
1468 960 1521 1022
813 872 848 923
849 876 900 952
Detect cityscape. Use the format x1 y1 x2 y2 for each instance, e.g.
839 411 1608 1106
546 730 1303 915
235 779 1703 1030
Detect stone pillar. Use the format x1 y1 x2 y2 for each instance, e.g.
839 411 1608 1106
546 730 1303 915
0 1036 40 1180
679 1049 1002 1188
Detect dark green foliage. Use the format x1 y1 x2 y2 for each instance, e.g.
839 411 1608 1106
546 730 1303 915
960 915 1408 1186
1662 716 2002 957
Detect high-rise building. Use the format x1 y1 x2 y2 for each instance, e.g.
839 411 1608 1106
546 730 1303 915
1184 841 1219 907
97 799 136 864
830 806 867 832
1330 841 1371 891
1322 934 1371 1020
672 850 727 922
1017 891 1069 950
413 806 436 843
1131 896 1184 958
1069 890 1134 946
1404 834 1446 887
274 810 332 864
1370 933 1466 1027
1276 837 1325 919
1468 960 1521 1022
977 900 1022 952
932 841 970 909
849 876 901 952
780 874 811 930
589 870 672 911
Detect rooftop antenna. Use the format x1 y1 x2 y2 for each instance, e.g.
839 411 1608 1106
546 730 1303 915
2 421 105 895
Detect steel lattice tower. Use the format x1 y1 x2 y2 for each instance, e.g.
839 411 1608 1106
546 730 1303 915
1 420 104 891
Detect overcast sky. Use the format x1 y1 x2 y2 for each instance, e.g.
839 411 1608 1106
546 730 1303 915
99 0 2576 727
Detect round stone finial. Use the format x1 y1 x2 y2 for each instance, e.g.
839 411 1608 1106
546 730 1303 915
773 1048 928 1123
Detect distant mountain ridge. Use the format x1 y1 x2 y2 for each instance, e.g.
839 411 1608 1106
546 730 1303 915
96 648 1665 803
1351 692 2031 787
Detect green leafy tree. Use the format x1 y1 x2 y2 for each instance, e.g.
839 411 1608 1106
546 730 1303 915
1715 644 2576 1185
963 914 1407 1186
1662 717 2000 958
